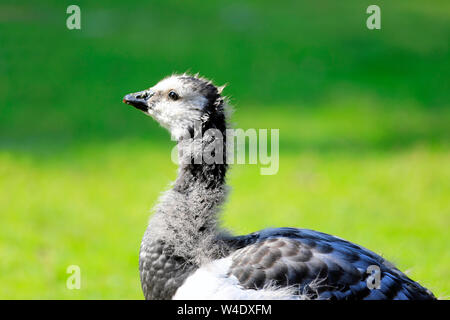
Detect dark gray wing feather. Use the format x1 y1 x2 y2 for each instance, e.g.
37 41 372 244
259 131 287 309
225 228 435 300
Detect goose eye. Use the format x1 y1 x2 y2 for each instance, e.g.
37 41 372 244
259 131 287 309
168 91 179 100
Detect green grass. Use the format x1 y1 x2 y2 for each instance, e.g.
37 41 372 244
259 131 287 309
0 0 449 299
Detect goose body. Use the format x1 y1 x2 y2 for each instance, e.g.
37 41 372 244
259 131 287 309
172 228 434 300
124 74 435 300
140 226 435 300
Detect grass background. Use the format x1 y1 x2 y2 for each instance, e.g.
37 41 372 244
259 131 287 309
0 0 449 299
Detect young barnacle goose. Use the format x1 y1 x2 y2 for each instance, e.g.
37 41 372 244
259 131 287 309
123 74 435 300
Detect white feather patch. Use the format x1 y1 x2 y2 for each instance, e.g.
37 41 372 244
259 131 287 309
173 257 303 300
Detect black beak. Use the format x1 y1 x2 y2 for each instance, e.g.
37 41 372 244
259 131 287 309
123 91 152 111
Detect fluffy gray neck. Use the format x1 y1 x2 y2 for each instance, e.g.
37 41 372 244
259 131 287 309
145 134 230 265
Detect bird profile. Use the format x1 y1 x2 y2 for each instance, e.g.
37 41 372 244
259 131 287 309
123 74 436 300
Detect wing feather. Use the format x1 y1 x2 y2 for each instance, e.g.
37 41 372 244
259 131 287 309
225 228 435 300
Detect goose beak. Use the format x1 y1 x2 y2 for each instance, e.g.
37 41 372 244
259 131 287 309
123 91 152 112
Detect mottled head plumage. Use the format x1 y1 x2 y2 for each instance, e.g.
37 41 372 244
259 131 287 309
123 73 230 140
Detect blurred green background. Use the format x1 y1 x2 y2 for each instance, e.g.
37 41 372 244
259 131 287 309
0 0 449 299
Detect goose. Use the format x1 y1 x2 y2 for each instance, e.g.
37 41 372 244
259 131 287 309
123 74 436 300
